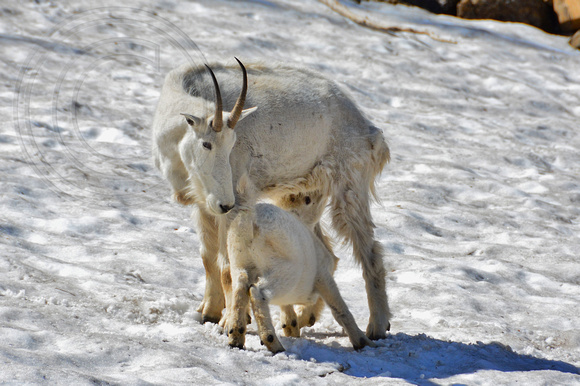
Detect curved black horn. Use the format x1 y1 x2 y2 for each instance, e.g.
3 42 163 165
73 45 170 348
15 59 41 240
227 57 248 129
205 64 223 132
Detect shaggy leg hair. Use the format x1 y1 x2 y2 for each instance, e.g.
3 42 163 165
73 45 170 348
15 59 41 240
330 183 391 340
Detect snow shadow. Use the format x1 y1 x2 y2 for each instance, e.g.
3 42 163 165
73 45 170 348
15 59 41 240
293 332 579 385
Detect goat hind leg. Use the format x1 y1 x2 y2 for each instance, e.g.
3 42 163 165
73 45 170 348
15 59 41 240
295 297 325 329
280 305 300 338
330 188 391 340
315 272 374 350
249 285 285 354
360 240 391 339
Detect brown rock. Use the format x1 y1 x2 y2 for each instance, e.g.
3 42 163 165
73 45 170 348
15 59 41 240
553 0 580 33
439 0 462 14
375 0 444 14
457 0 559 33
570 29 580 49
372 0 460 15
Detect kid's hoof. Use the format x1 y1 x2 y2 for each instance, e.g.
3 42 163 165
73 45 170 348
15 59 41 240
262 333 285 353
228 329 246 350
272 347 285 355
229 342 244 350
282 320 300 338
229 336 245 350
267 341 285 354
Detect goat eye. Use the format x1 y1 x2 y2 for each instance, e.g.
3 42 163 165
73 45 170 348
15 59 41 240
202 142 212 150
305 196 311 205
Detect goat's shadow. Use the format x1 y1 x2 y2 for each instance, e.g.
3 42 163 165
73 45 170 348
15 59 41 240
283 332 579 385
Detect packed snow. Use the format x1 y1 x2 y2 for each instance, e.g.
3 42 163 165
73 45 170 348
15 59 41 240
1 0 580 384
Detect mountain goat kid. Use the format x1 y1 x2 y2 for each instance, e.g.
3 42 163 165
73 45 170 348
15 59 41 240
226 178 374 353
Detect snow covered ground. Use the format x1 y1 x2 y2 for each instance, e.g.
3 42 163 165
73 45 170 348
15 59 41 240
2 0 580 384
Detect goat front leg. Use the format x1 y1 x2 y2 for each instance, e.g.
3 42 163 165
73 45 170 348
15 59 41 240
194 207 225 324
219 263 234 329
227 270 251 349
249 284 285 354
280 305 300 338
315 272 375 351
218 214 237 329
222 209 254 330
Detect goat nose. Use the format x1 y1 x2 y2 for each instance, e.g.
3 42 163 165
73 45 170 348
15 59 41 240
219 204 234 214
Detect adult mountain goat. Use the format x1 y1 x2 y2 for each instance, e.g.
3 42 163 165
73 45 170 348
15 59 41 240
152 58 391 340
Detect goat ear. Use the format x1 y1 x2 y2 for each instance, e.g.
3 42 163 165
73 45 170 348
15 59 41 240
180 113 202 127
237 106 257 123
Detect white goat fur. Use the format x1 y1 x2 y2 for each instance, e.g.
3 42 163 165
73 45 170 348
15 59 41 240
151 60 391 339
226 180 373 353
274 191 333 337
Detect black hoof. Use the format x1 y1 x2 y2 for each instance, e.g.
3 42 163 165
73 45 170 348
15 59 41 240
367 331 388 341
353 337 370 351
201 315 221 324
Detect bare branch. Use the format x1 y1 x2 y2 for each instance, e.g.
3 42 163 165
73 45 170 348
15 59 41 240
318 0 456 44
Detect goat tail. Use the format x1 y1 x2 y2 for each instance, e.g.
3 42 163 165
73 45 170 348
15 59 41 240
368 126 390 202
